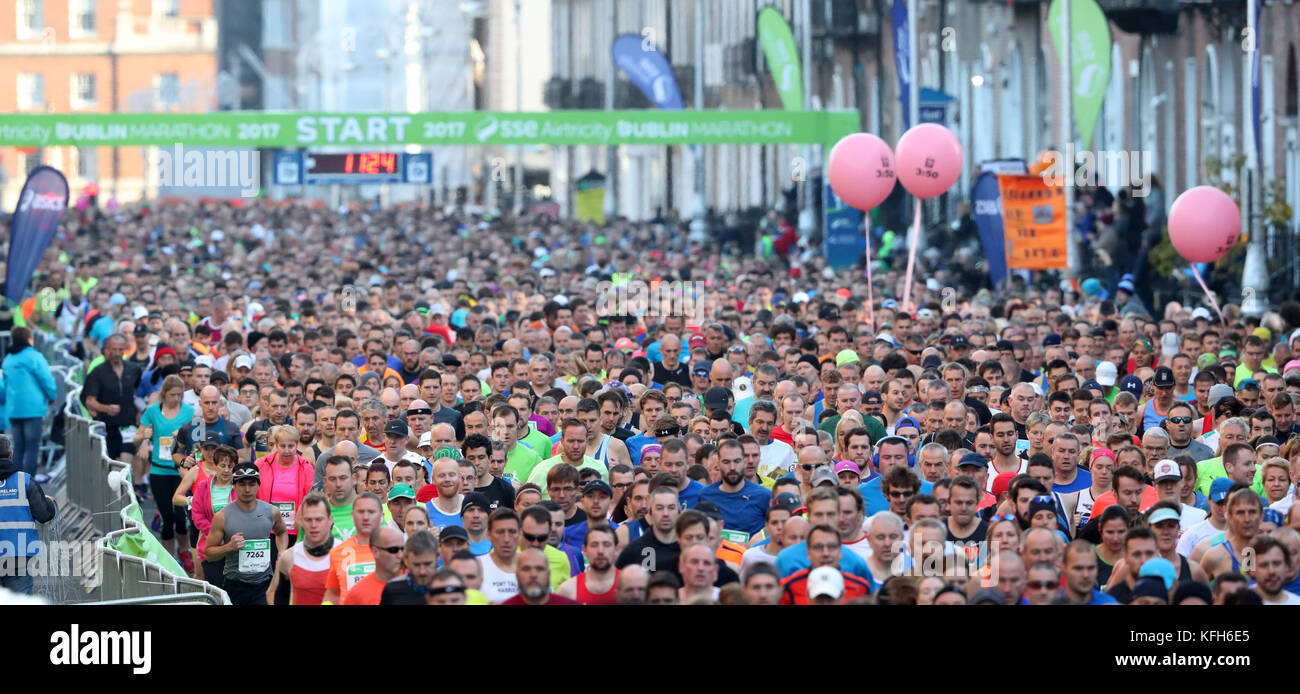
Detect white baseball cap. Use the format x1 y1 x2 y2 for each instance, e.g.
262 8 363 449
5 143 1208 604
233 354 255 370
132 305 149 320
807 566 845 599
1153 459 1182 482
731 376 752 403
1191 307 1212 320
1096 361 1118 387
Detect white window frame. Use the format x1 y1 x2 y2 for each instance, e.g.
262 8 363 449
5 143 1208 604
68 0 95 37
70 72 96 109
154 0 180 19
76 146 97 180
17 0 44 39
23 150 44 177
17 73 45 109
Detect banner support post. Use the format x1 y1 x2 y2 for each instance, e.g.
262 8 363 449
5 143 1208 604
1062 0 1078 281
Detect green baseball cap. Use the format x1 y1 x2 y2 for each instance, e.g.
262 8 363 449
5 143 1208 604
387 483 416 501
835 349 861 367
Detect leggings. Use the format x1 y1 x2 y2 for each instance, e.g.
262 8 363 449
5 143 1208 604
149 474 188 541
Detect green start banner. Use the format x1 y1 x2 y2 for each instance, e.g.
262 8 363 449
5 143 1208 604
0 110 857 148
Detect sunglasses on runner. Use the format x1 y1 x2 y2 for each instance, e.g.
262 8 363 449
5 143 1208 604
373 545 404 554
1167 417 1192 424
522 531 549 543
988 514 1017 524
1025 580 1057 590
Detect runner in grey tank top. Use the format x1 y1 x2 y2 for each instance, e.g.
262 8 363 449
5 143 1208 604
205 463 287 604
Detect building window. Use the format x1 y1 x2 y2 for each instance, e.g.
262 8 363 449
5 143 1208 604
17 73 45 109
156 73 180 107
156 0 179 18
17 0 43 38
76 147 97 179
71 73 96 108
69 0 95 36
24 150 44 177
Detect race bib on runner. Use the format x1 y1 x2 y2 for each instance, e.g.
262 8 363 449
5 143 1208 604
275 502 296 529
346 561 375 589
720 529 750 544
238 539 271 574
158 435 174 461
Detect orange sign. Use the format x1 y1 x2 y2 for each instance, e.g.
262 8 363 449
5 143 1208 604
997 174 1067 270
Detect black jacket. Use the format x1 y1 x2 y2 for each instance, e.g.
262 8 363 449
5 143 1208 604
0 458 57 523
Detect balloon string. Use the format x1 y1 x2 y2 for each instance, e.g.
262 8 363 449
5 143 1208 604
1189 264 1226 326
864 218 875 330
901 198 922 314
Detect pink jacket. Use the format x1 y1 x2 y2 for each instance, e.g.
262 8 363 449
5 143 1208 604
254 452 314 524
191 474 236 562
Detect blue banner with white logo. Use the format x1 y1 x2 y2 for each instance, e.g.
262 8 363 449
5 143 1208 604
6 166 69 305
612 34 684 110
971 172 1009 287
893 0 911 129
823 182 865 270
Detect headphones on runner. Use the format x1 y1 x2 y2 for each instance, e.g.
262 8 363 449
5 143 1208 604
873 435 916 467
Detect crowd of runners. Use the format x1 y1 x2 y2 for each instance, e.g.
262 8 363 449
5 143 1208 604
20 197 1300 605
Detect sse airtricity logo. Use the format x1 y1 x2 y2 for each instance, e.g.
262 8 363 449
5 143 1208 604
475 115 499 143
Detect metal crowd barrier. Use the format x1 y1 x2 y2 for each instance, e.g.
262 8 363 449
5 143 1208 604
30 331 230 605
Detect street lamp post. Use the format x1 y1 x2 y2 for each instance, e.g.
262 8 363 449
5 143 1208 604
690 0 707 243
603 0 618 222
798 0 815 241
513 0 524 217
1241 0 1268 315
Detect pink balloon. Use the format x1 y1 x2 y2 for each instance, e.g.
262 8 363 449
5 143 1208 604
75 195 89 211
1167 186 1240 263
894 123 963 199
827 133 897 211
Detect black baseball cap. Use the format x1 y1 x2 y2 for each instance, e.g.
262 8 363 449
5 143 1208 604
583 479 614 497
948 334 970 349
439 526 469 543
692 360 711 377
384 419 410 437
1152 366 1176 388
133 323 149 336
772 492 802 513
232 462 260 481
694 500 723 521
862 390 883 405
201 428 225 446
703 386 732 413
